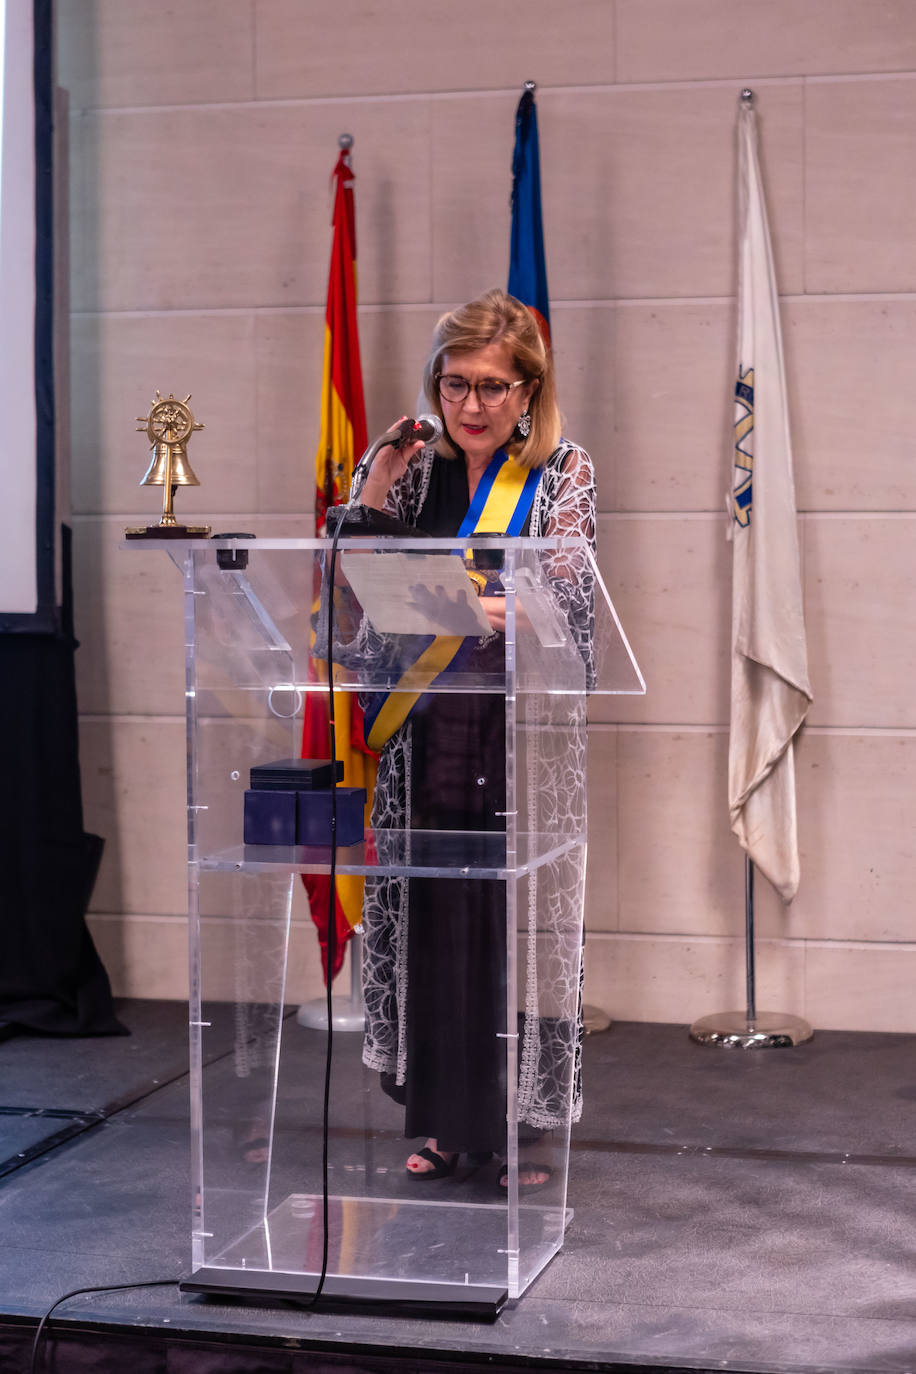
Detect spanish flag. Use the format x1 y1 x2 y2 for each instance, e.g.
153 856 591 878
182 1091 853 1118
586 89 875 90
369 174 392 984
302 141 378 982
508 83 551 345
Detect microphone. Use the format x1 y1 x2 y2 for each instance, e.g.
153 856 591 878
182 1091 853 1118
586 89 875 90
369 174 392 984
340 414 444 526
383 413 443 449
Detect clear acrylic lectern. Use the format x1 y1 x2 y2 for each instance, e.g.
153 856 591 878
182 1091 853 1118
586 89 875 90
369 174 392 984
133 534 644 1316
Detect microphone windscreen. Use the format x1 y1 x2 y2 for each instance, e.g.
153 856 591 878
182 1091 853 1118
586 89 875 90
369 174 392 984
413 413 443 444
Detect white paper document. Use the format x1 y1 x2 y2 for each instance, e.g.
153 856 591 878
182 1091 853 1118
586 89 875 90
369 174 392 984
339 551 492 636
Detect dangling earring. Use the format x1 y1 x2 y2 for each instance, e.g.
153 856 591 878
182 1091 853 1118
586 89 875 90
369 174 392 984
516 409 531 439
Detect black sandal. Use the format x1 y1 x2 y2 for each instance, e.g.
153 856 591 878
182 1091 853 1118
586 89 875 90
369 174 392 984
240 1135 270 1165
406 1146 458 1180
234 1121 271 1167
497 1159 554 1192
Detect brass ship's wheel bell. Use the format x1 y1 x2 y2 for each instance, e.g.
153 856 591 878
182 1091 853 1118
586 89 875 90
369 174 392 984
125 392 211 539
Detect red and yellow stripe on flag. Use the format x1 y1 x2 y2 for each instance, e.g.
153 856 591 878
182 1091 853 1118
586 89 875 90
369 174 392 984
314 146 366 526
303 142 378 984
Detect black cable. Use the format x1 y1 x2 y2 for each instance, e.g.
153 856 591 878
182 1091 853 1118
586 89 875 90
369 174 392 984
293 427 399 1308
306 432 395 1304
29 1279 178 1373
303 424 396 1306
302 494 352 1309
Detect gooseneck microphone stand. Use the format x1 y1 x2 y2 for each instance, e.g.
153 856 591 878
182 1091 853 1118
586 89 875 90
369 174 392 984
296 415 440 1036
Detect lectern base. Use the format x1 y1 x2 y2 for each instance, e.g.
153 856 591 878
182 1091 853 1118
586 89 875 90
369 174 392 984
180 1268 507 1319
185 1191 561 1314
689 1011 813 1048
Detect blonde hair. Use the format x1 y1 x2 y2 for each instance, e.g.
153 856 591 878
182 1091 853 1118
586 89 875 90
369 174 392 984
421 288 561 469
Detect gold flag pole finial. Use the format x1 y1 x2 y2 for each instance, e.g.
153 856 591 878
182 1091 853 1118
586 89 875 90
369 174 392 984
740 87 754 103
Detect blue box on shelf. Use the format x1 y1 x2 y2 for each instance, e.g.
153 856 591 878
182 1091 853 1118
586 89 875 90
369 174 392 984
243 783 366 847
243 789 297 845
244 758 365 848
297 788 366 846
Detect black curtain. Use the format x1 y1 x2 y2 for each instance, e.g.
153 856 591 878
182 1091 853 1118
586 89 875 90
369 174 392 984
0 2 124 1036
0 615 125 1036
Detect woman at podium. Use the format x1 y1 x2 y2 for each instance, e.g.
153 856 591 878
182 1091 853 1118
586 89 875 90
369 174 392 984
353 288 596 1186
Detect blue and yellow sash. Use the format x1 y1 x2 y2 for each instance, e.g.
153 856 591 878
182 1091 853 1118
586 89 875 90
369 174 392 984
363 449 542 751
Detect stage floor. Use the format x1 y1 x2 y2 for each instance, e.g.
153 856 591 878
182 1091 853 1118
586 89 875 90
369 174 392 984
0 1000 914 1373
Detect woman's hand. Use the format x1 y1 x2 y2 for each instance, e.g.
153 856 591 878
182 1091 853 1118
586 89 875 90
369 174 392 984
479 596 506 633
357 417 427 508
478 595 534 634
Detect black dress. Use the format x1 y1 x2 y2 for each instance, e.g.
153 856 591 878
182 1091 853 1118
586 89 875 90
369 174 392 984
393 455 521 1154
362 439 595 1138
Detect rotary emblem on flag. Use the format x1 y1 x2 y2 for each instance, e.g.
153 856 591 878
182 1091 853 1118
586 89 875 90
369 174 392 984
733 366 754 527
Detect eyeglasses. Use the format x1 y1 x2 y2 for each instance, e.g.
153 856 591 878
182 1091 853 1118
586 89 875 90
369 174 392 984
436 374 527 408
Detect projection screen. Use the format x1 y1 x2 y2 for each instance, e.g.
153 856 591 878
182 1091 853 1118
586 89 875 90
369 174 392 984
0 0 54 626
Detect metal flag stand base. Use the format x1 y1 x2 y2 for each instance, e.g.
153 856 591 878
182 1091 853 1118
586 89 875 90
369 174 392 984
297 931 365 1032
689 1009 812 1048
583 1004 612 1033
689 856 813 1049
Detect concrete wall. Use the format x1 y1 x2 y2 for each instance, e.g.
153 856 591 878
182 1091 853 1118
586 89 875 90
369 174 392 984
60 0 916 1029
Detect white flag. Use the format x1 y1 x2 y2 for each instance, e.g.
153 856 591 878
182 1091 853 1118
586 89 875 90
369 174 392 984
728 99 812 903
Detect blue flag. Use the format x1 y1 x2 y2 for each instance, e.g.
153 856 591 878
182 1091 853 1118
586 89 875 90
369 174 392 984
508 85 550 344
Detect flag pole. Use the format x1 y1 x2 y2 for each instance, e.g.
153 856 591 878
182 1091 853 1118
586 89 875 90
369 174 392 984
689 852 811 1048
744 854 756 1022
296 135 364 1031
508 78 606 1031
689 88 812 1050
298 129 370 1032
508 76 606 1032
